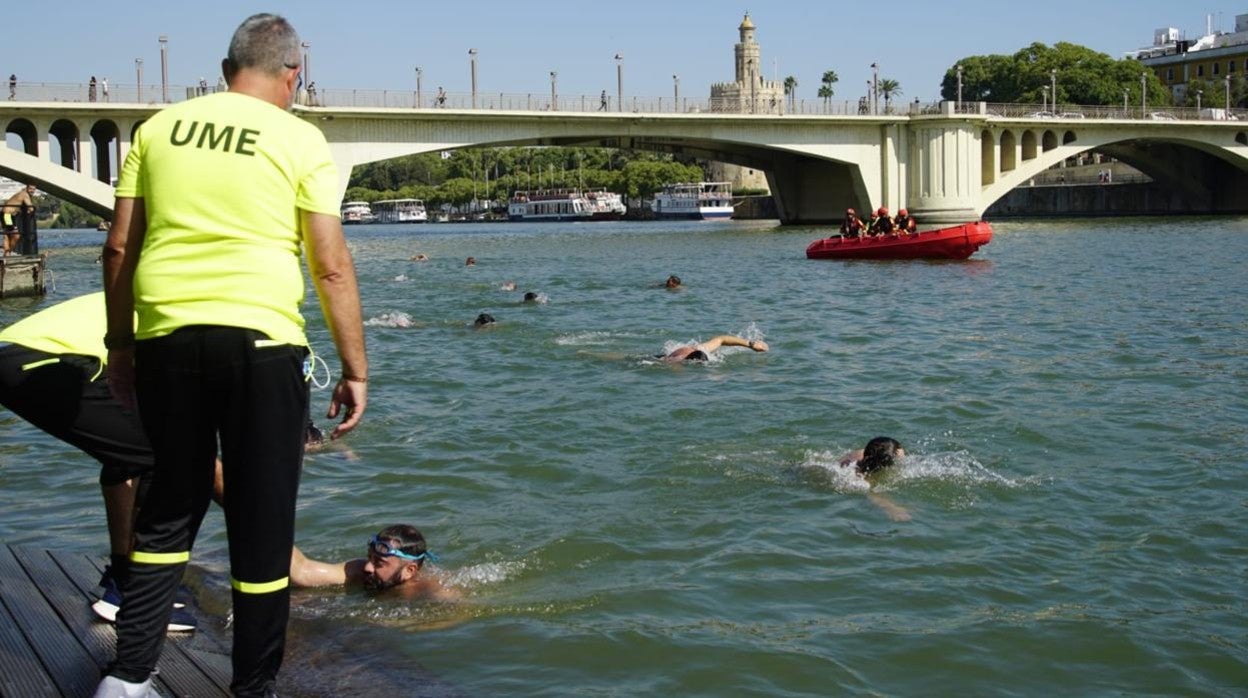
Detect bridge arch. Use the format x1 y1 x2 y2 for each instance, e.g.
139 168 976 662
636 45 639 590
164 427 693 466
48 119 80 170
5 118 38 156
89 120 120 185
980 130 995 185
1021 131 1037 160
1042 130 1057 152
1000 130 1016 172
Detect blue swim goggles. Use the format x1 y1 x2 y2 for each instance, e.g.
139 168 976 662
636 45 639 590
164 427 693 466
368 535 439 563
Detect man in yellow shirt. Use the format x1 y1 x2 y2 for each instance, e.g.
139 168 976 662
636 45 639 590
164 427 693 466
99 13 367 698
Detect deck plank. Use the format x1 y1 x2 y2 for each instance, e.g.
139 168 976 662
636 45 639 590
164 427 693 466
0 553 61 697
0 544 98 697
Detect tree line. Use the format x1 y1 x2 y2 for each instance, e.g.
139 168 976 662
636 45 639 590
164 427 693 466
345 147 707 208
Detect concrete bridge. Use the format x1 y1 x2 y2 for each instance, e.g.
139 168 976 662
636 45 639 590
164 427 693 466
4 96 1248 224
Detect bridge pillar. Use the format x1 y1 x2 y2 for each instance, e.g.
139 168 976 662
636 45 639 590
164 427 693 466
906 119 982 224
766 153 872 224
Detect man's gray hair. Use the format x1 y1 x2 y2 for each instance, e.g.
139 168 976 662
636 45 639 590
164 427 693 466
227 13 301 77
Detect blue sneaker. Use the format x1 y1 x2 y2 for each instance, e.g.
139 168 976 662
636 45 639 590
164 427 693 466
92 565 198 633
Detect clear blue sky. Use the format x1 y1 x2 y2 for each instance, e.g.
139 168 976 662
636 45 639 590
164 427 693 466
5 1 1247 102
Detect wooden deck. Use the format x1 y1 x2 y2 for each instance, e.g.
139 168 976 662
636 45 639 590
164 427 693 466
0 543 464 697
0 544 231 697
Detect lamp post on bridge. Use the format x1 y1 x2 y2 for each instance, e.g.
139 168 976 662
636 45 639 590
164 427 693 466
135 58 143 102
1226 75 1233 112
673 74 679 112
550 71 558 111
1049 68 1057 112
415 66 422 108
1141 71 1147 118
301 41 311 89
955 63 963 109
469 48 478 109
614 53 624 112
1123 88 1128 113
870 62 879 115
1196 89 1203 113
1041 85 1049 114
158 35 169 103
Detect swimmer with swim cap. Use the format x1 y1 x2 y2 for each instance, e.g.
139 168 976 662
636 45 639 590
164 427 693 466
289 524 459 600
838 437 911 521
474 313 495 328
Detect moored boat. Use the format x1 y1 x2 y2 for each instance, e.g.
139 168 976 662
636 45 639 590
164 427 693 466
805 221 993 260
508 188 625 222
340 200 375 225
372 198 428 224
651 182 734 220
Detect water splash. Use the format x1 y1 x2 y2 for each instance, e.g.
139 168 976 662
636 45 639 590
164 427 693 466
392 273 409 282
364 311 415 328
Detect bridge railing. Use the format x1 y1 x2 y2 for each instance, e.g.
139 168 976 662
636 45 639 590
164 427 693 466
984 102 1246 122
4 81 1245 122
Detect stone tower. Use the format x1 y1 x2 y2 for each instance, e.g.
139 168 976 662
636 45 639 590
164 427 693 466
710 13 785 115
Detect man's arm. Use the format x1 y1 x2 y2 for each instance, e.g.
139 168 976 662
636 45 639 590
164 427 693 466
699 335 769 354
289 546 367 588
868 492 912 522
102 197 147 409
301 211 368 439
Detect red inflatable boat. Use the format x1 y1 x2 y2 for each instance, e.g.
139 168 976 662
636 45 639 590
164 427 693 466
805 221 993 260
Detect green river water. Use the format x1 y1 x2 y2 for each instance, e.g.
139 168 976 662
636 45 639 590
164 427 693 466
1 218 1244 696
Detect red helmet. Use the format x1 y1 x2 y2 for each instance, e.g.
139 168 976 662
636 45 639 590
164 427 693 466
898 208 908 216
877 207 889 217
846 207 856 216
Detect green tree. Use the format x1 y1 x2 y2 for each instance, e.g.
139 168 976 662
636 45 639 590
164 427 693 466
878 78 902 112
941 42 1172 107
818 69 838 110
783 75 797 111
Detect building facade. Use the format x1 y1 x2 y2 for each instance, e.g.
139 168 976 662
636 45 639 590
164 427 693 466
1130 14 1248 104
709 14 785 115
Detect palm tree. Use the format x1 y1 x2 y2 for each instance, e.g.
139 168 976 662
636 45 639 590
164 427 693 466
879 78 902 112
819 69 838 112
783 75 797 112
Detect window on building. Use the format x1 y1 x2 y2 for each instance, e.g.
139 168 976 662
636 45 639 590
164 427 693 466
1198 64 1205 77
1232 61 1238 74
1167 67 1174 81
1214 62 1220 76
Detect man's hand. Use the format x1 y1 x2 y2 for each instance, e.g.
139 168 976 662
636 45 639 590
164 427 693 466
107 348 137 411
327 377 367 439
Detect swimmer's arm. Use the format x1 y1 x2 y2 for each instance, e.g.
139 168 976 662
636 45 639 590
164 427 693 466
839 450 865 467
289 547 368 588
700 335 769 353
868 492 912 522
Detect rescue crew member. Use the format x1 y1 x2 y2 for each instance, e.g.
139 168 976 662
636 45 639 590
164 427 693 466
98 13 367 698
839 207 864 237
868 207 895 236
893 208 917 234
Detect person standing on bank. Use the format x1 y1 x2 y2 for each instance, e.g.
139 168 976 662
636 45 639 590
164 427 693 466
98 13 368 698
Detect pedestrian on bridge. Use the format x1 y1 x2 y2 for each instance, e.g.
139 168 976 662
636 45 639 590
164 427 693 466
8 74 16 100
102 77 109 102
89 76 98 102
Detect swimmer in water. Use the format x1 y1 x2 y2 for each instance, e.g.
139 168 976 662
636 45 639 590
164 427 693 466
500 280 516 291
662 334 768 362
289 524 460 600
465 256 476 266
474 312 496 328
663 274 682 289
839 436 911 521
522 291 539 303
410 253 429 261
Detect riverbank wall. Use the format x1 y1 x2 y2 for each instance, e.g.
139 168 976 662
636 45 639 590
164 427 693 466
984 182 1231 218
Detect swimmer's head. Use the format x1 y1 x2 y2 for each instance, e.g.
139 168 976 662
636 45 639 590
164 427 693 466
858 436 904 475
363 524 432 591
665 275 681 289
465 256 476 266
474 313 495 327
685 349 709 361
304 422 325 447
523 291 538 303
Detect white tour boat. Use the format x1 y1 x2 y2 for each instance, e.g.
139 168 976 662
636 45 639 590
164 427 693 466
650 182 735 220
508 188 626 222
372 198 429 224
340 200 376 225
